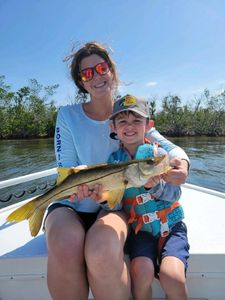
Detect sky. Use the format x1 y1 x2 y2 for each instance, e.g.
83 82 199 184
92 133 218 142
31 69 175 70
1 0 225 108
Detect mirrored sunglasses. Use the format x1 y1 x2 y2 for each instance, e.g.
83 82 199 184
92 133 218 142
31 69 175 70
80 62 110 82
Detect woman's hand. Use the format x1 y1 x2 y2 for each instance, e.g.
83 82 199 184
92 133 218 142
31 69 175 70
69 183 103 202
162 158 189 185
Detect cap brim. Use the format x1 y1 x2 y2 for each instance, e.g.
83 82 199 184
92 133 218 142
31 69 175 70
109 108 148 120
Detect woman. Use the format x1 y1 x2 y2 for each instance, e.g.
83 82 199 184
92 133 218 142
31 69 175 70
45 41 189 300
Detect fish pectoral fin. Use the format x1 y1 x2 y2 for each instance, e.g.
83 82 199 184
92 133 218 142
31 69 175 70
102 189 125 209
28 208 45 237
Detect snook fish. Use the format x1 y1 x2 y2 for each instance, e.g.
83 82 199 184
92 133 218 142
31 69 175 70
7 155 171 236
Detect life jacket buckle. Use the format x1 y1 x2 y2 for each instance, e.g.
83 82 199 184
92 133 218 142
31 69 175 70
142 212 158 224
136 193 153 205
160 221 170 237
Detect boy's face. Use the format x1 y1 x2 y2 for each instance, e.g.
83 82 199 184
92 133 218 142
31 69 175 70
110 112 151 150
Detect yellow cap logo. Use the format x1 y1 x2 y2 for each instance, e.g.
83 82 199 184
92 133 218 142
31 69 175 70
122 95 137 106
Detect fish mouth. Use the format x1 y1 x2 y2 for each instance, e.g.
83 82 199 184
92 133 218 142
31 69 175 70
138 156 168 176
138 160 155 175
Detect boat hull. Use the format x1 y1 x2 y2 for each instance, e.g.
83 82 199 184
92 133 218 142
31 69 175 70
1 184 225 299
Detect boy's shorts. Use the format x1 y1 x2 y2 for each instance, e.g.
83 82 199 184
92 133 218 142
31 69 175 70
126 221 190 271
46 202 100 231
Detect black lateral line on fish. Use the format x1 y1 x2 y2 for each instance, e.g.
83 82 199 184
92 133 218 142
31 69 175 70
37 167 128 208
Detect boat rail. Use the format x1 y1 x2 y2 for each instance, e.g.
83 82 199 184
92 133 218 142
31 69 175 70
0 167 225 199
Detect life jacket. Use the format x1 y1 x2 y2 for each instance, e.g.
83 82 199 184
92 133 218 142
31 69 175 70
110 140 184 237
123 186 184 237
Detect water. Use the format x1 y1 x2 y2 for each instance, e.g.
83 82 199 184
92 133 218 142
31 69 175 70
170 136 225 193
0 139 56 180
0 137 224 207
0 139 56 207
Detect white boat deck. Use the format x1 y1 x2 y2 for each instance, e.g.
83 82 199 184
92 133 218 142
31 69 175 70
0 183 225 299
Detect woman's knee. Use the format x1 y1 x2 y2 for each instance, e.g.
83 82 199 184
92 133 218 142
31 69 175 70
85 227 125 274
46 209 85 262
87 235 122 266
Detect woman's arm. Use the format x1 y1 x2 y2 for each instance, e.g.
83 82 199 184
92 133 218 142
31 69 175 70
146 128 189 185
54 107 79 168
162 158 189 185
146 127 189 162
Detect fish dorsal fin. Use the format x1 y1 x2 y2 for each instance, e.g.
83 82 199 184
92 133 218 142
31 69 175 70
102 188 125 209
56 166 85 185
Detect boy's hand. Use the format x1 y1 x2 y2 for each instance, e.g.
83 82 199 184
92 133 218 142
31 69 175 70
144 175 161 189
162 158 188 185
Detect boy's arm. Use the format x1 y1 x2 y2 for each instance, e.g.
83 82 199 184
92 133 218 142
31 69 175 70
145 180 181 202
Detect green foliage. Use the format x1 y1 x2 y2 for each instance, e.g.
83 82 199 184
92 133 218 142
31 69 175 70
0 76 58 139
0 75 225 138
154 90 225 136
147 97 156 119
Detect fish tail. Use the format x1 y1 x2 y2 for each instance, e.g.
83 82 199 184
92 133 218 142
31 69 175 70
6 200 37 222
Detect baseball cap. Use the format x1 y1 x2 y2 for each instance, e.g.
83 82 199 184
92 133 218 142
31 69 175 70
110 94 150 120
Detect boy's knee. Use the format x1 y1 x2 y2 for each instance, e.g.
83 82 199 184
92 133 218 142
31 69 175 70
159 269 186 294
131 257 154 283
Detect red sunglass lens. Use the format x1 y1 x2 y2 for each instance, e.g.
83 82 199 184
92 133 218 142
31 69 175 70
96 62 109 75
81 68 93 81
80 62 110 82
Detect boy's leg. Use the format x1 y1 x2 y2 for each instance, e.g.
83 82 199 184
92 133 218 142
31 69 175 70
130 257 155 300
127 228 158 300
158 221 189 300
160 256 188 300
85 210 130 300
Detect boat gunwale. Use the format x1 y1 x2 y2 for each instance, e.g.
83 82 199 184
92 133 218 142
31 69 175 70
0 168 225 199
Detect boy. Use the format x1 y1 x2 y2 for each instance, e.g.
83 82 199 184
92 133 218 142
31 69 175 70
108 95 189 300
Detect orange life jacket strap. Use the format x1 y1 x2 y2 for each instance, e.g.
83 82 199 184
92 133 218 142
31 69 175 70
132 201 181 235
157 201 180 223
123 198 137 224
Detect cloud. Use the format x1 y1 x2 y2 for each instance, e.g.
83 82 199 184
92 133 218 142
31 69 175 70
146 81 158 87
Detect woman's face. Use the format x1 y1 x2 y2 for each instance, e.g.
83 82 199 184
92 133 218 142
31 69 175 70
79 54 114 99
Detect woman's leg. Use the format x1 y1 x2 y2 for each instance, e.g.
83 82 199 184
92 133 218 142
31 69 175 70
85 210 130 300
130 257 155 300
159 256 188 300
45 207 88 300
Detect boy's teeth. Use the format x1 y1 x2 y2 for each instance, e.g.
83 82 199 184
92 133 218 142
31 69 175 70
126 132 135 136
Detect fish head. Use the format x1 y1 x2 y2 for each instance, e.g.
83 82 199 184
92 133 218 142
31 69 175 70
125 155 171 187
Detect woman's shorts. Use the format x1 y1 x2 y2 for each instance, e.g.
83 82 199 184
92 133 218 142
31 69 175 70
126 221 190 271
46 202 100 231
